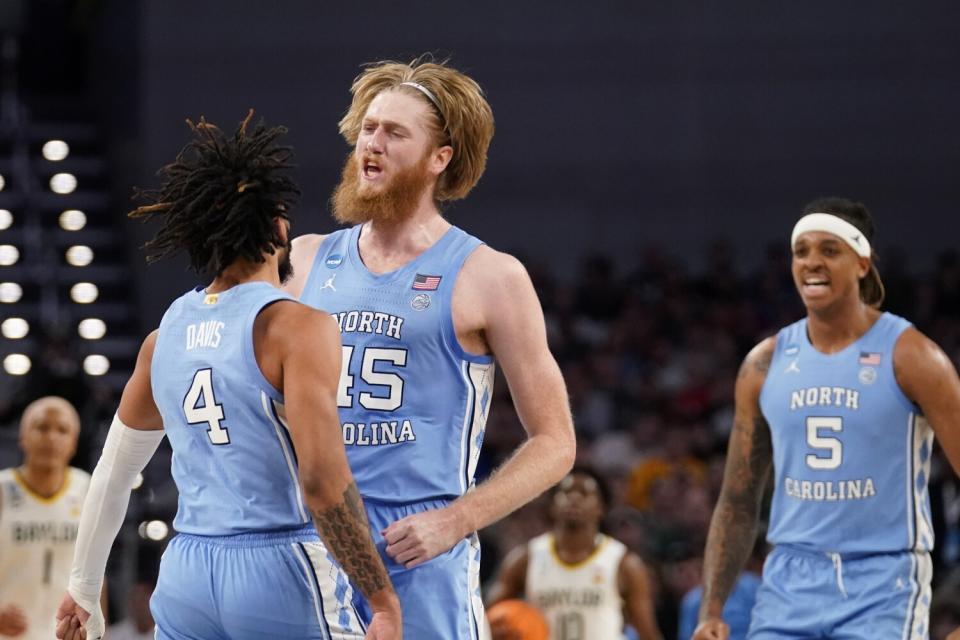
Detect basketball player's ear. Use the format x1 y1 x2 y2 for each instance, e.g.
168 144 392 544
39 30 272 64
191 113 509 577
428 144 454 177
273 214 290 244
857 256 871 279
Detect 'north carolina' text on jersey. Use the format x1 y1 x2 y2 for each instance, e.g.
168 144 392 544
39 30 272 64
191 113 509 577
760 312 932 554
152 283 310 535
300 225 494 502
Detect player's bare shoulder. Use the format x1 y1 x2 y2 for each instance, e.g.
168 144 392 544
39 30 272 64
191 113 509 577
460 245 529 290
130 328 159 377
892 325 959 403
284 233 327 298
258 297 338 346
457 245 533 311
738 336 778 390
454 245 535 343
892 326 948 379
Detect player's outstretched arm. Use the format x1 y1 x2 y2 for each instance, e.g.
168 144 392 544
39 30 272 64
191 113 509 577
694 338 775 640
485 544 529 605
264 303 400 635
893 327 960 475
619 552 663 640
56 331 166 640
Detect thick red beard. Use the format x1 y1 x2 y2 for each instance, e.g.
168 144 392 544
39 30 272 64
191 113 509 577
331 152 434 225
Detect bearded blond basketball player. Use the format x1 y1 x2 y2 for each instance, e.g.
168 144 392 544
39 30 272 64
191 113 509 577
0 397 89 640
284 57 577 638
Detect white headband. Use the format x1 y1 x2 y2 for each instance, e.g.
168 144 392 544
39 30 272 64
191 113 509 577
791 213 871 258
399 81 442 113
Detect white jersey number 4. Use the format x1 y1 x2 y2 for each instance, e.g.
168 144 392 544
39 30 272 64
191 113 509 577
183 368 230 445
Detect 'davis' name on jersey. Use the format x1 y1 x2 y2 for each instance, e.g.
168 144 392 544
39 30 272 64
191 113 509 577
186 321 225 350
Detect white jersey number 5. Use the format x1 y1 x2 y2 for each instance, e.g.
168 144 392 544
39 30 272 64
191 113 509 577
805 416 842 470
183 368 230 445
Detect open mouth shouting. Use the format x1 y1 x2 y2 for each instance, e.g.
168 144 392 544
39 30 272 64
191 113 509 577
800 274 831 297
361 156 383 180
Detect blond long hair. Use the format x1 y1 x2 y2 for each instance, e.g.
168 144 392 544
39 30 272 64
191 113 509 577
338 56 495 203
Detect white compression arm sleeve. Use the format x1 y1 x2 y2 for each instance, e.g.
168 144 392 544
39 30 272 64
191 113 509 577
68 414 165 614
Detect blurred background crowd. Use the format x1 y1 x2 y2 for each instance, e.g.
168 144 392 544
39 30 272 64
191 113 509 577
2 1 960 638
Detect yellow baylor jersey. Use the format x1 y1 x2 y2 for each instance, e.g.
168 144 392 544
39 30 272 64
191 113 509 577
0 467 90 640
526 533 627 640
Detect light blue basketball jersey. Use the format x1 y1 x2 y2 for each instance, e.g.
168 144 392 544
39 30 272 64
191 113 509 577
760 312 934 554
152 282 311 535
299 224 494 503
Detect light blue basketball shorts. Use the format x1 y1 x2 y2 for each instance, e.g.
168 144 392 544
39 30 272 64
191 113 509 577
748 545 932 639
150 524 366 639
351 497 488 640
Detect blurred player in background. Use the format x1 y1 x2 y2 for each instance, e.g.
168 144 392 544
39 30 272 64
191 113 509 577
489 468 663 640
0 397 90 640
53 113 400 640
285 57 576 638
695 198 960 639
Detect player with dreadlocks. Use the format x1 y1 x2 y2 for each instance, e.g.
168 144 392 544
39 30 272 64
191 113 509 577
54 112 401 640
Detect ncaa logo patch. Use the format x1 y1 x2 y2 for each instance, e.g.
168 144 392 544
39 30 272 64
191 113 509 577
411 293 431 311
858 366 877 385
325 254 344 269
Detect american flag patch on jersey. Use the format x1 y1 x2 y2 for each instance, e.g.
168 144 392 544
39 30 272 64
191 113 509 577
412 274 442 290
859 351 882 366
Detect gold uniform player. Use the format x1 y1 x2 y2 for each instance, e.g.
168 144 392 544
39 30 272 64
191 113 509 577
0 398 89 640
489 469 662 640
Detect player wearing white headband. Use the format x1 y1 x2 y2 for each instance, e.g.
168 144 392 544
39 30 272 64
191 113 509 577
695 197 960 640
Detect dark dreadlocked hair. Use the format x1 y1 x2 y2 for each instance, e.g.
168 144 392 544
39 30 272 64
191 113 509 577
129 110 300 275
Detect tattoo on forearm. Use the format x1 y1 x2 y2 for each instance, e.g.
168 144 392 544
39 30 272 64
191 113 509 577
312 482 388 598
702 348 773 619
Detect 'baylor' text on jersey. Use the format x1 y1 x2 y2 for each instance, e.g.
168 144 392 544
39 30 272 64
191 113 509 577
760 312 933 554
300 225 494 502
0 467 90 640
526 533 627 640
